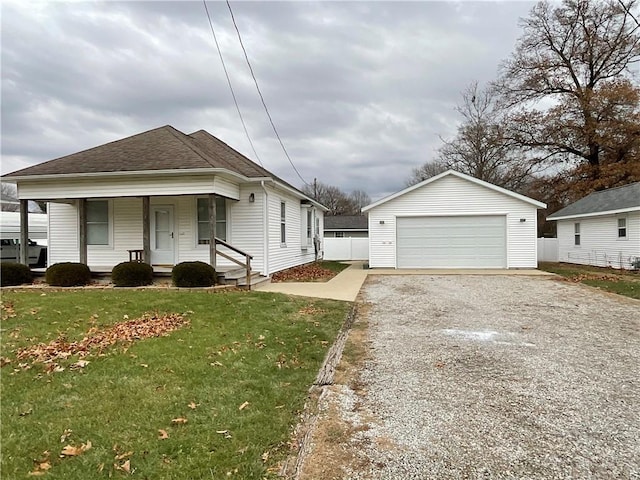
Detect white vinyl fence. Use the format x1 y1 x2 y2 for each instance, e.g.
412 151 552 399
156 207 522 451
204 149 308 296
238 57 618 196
537 238 559 262
324 238 369 261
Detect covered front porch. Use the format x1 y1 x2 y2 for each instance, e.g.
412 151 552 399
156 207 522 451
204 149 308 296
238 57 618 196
18 187 266 286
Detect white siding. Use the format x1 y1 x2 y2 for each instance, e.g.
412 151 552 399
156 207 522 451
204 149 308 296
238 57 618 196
228 185 265 273
17 175 240 201
266 185 319 274
367 175 538 268
557 212 640 269
88 198 143 266
48 202 79 264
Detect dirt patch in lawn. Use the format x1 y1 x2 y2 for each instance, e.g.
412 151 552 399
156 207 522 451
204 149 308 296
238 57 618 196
295 300 378 480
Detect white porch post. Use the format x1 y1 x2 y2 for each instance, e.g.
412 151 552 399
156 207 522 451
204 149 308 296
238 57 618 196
78 199 88 264
208 194 217 273
142 196 151 264
19 200 29 265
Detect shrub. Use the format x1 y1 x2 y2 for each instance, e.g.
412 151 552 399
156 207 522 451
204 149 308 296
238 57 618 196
172 261 216 287
45 262 91 287
111 261 154 287
1 263 33 287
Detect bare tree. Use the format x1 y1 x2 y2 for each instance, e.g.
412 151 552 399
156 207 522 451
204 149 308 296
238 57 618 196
435 82 538 192
497 0 640 188
348 189 371 213
1 183 19 212
406 160 448 187
301 181 352 216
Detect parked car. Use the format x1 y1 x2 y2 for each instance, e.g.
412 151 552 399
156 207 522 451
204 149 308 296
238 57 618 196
0 238 47 267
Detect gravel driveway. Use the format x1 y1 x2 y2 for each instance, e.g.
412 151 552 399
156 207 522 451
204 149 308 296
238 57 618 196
308 275 640 479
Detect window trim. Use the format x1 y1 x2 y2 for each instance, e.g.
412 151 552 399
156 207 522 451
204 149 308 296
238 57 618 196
86 199 112 248
280 201 286 246
195 196 228 246
574 222 580 246
617 217 628 240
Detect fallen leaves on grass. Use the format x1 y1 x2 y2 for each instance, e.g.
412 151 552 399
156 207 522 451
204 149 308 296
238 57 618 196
15 312 189 365
271 262 337 283
188 401 198 410
114 459 131 474
298 305 326 315
158 429 169 440
238 401 249 411
563 273 621 283
172 417 188 425
1 301 17 320
60 440 92 457
28 452 51 476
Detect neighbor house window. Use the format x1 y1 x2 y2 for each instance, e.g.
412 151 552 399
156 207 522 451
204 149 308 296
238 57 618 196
87 200 109 245
280 202 286 244
335 232 344 238
307 210 313 245
197 197 226 244
618 217 627 239
574 222 580 246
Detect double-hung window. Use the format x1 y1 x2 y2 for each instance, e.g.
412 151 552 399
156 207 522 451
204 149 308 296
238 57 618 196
574 222 580 246
197 197 226 244
87 200 109 245
618 218 627 239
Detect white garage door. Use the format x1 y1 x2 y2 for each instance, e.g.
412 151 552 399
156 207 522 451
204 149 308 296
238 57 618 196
396 216 506 268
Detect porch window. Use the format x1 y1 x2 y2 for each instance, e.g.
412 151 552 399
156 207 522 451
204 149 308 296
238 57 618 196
280 202 286 245
87 200 109 245
618 217 627 239
335 232 344 238
574 222 580 246
197 197 226 244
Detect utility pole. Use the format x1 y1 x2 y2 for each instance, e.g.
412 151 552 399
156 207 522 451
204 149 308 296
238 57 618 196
313 178 317 200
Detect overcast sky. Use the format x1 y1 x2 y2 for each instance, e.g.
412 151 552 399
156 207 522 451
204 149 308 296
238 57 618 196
2 0 536 200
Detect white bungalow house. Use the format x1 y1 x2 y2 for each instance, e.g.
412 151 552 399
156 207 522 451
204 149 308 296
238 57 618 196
2 126 326 284
547 182 640 270
362 170 546 269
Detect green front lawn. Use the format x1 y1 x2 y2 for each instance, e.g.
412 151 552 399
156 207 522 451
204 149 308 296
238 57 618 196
539 262 640 300
0 288 350 479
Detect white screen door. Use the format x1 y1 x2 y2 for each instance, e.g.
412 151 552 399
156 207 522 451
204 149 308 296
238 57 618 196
151 205 175 265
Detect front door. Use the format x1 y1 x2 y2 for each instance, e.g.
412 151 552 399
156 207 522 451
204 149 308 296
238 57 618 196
151 205 175 265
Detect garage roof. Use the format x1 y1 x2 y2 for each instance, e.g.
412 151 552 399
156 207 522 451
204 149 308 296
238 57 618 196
547 182 640 221
362 170 546 212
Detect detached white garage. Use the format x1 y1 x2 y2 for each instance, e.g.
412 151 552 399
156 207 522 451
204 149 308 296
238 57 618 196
362 170 546 269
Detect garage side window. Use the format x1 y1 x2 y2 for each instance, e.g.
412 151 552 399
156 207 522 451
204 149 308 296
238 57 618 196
618 218 627 239
574 222 580 246
87 200 109 245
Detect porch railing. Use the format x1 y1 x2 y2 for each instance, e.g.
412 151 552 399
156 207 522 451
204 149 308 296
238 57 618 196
215 237 253 286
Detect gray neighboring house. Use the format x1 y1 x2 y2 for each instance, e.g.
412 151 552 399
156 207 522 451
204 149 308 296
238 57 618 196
323 215 368 238
547 182 640 269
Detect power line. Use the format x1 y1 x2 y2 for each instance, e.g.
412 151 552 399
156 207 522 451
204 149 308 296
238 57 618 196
202 0 263 167
225 0 309 186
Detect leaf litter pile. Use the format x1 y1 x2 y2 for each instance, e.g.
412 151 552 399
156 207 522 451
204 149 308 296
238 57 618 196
15 312 188 370
271 262 337 283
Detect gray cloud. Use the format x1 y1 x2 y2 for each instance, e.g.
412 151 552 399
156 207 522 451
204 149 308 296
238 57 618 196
1 0 535 200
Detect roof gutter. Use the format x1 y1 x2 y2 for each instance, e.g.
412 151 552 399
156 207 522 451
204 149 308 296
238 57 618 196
4 168 272 184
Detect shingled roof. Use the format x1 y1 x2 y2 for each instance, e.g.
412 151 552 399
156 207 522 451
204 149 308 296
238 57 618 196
5 125 283 182
547 182 640 220
324 215 368 230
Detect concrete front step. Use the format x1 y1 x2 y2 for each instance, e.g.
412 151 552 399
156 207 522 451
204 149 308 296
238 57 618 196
217 268 269 288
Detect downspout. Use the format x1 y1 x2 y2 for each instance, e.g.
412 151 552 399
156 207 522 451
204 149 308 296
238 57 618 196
260 181 269 276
